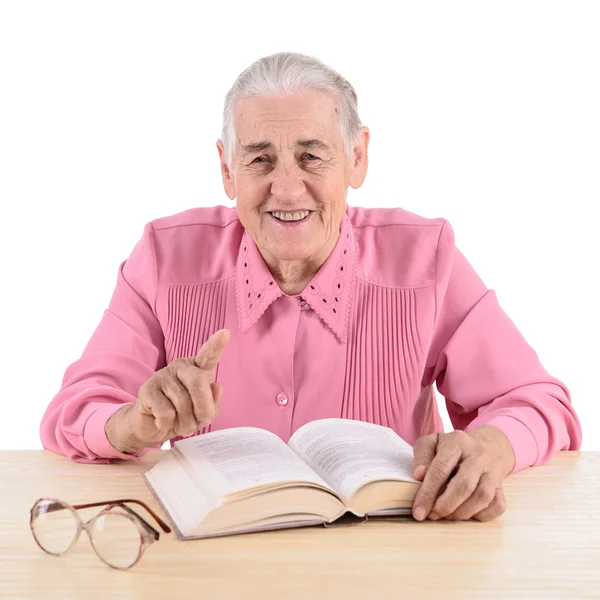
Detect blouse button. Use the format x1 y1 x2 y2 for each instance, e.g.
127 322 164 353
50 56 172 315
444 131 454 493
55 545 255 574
276 393 289 407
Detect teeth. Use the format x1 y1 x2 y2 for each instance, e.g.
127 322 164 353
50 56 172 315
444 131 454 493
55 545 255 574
272 210 310 222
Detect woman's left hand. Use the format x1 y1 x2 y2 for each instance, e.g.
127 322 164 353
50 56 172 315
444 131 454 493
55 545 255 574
411 425 516 522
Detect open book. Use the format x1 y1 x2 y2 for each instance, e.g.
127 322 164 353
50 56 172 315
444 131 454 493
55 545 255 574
142 418 420 539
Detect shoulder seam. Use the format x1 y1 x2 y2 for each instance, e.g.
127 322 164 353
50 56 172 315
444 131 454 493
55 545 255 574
351 222 444 230
434 220 449 322
146 222 159 315
152 218 240 233
157 274 236 287
355 275 436 290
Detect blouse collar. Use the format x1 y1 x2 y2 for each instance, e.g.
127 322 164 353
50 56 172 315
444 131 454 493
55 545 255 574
235 213 357 343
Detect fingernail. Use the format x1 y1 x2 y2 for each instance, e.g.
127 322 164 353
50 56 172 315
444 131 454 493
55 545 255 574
429 512 440 521
199 420 211 429
414 465 427 479
413 506 426 521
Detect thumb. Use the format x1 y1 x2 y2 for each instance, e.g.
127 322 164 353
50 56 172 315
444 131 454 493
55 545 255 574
412 433 439 480
193 329 230 372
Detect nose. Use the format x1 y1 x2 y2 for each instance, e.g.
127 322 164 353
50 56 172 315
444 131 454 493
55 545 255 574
270 164 306 203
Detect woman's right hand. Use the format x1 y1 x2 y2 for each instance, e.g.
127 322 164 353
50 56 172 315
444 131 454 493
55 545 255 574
105 329 230 453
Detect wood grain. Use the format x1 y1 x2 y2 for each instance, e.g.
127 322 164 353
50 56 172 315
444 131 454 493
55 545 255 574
1 450 599 599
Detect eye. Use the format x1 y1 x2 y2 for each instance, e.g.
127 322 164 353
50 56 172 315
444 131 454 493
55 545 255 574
302 153 319 161
251 156 268 164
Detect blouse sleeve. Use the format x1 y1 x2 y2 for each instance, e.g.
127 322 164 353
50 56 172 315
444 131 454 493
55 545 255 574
39 222 166 463
423 220 582 473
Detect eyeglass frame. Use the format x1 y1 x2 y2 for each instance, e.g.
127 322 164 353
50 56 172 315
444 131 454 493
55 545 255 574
29 497 172 570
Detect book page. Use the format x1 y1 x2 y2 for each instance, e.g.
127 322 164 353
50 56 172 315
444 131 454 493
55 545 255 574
143 451 215 538
288 419 417 503
173 427 336 499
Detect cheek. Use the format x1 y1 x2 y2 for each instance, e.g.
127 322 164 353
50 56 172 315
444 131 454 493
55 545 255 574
318 183 347 218
318 174 346 204
236 185 264 216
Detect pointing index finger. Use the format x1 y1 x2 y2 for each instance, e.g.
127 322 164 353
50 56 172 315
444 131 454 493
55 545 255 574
193 329 230 372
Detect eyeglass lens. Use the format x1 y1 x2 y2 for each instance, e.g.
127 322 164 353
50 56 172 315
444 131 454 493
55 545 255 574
32 500 143 569
91 511 142 569
31 500 78 555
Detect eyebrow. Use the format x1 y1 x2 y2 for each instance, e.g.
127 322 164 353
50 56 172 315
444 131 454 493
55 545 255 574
241 141 272 154
297 139 330 151
241 139 330 154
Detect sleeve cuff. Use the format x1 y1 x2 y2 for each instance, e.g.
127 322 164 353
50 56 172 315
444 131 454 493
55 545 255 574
83 404 148 462
466 415 539 474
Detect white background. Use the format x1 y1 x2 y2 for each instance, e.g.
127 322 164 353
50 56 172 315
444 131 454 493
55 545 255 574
1 1 598 451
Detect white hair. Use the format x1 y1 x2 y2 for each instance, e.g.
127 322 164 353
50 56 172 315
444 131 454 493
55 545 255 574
221 52 362 168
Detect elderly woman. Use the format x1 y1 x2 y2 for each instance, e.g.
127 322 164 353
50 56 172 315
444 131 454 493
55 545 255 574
41 52 581 523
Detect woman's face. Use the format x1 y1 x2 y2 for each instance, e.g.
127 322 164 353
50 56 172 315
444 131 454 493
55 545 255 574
218 88 369 267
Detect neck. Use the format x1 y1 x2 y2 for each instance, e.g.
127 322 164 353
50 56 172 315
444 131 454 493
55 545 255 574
260 234 339 296
267 261 318 295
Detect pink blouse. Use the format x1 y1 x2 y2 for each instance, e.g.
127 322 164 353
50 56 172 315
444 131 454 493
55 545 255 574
40 205 582 470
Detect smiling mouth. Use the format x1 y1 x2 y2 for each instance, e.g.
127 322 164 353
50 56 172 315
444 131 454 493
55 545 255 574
269 210 311 222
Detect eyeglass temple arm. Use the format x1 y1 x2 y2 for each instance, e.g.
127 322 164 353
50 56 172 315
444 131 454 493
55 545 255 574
70 499 171 533
104 502 162 539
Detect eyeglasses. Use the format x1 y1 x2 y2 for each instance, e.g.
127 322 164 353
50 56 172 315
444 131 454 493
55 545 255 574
29 498 171 570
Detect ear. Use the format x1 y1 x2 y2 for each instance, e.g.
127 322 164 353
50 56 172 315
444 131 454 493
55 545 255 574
348 126 370 189
216 140 236 200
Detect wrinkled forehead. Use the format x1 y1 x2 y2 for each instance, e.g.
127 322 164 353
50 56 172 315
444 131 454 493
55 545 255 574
233 90 342 151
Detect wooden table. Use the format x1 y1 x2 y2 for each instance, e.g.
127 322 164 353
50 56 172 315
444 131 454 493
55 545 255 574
1 451 599 599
